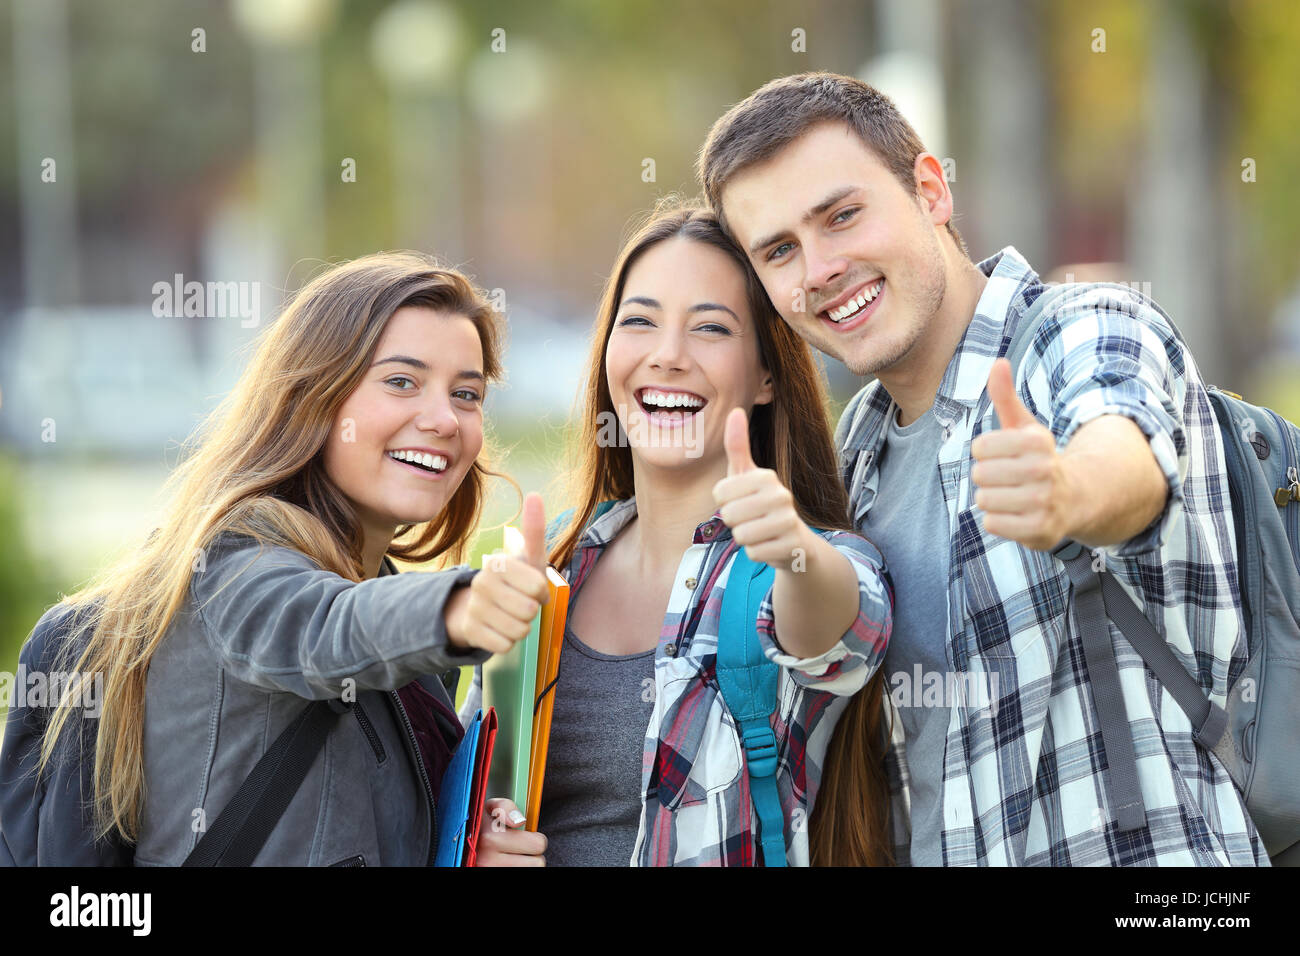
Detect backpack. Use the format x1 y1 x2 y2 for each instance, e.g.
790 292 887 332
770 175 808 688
0 602 352 866
550 500 799 867
1005 281 1300 865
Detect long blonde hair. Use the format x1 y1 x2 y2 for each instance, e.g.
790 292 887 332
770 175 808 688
40 252 507 843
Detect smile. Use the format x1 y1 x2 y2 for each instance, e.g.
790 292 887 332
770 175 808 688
819 277 884 330
386 448 450 478
635 386 707 428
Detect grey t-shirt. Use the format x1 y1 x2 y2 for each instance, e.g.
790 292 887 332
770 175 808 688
537 625 655 866
861 405 952 866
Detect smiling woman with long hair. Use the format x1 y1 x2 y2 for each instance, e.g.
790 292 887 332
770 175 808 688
0 252 549 866
538 200 895 866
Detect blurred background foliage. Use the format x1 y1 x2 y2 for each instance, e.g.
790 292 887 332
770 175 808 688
1 0 1298 710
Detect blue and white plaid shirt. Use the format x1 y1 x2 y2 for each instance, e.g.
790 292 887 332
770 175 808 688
837 246 1268 866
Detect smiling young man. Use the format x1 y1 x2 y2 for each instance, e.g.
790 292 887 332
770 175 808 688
697 72 1266 866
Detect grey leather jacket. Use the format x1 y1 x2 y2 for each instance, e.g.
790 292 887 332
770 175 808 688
132 531 485 866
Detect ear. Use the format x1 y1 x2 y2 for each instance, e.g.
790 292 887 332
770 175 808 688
913 152 954 230
754 369 774 406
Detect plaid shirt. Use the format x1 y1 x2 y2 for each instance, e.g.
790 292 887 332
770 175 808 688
838 246 1268 866
545 498 891 866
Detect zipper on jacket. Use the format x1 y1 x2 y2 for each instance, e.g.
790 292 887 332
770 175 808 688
389 690 437 866
353 700 387 763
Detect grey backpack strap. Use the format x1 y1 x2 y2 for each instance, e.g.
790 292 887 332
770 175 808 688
1057 545 1246 829
1056 546 1148 832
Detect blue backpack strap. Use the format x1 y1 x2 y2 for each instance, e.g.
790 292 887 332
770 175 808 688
716 546 785 867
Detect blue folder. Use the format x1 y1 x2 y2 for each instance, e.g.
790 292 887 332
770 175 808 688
434 708 485 867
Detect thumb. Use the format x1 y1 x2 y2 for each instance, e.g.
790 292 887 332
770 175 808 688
520 492 547 570
987 358 1035 430
724 407 756 476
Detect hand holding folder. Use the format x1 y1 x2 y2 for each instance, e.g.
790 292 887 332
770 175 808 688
435 494 549 866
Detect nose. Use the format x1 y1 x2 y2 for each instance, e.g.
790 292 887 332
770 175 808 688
647 323 689 372
415 393 459 439
802 234 848 298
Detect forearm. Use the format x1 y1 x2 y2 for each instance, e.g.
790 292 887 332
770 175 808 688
1059 415 1169 549
770 531 860 659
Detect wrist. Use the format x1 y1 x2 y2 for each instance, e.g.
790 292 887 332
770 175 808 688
444 584 472 649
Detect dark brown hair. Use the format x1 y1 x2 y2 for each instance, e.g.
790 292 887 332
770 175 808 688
697 71 967 258
550 198 893 866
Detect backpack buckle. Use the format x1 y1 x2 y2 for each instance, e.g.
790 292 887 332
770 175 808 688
740 725 778 778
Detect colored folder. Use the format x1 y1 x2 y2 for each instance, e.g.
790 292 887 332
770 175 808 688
434 706 498 867
527 567 571 829
463 707 497 867
482 535 571 832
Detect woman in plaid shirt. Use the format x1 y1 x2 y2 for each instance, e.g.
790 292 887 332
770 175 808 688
532 201 894 866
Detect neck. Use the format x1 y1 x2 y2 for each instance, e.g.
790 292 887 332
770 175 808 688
878 253 988 427
360 526 394 580
627 455 727 573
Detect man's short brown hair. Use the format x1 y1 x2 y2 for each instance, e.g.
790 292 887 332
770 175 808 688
697 71 968 257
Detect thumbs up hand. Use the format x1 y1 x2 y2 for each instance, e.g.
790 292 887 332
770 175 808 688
712 408 812 571
445 492 550 655
970 358 1071 552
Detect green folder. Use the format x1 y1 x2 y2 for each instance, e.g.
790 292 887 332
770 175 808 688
481 584 540 811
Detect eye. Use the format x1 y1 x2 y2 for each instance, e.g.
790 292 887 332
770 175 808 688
617 315 653 327
832 206 859 225
452 388 482 404
696 323 732 335
766 241 795 263
385 375 416 390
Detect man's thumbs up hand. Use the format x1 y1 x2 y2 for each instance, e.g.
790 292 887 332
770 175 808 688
445 493 550 655
712 408 812 571
987 357 1037 430
970 358 1071 551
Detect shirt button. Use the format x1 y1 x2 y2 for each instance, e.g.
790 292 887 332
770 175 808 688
701 525 715 538
664 643 677 657
684 577 697 590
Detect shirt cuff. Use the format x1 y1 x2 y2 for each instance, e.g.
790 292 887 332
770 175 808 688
1056 400 1185 558
756 536 892 695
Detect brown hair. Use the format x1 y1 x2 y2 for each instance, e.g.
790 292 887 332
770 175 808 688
697 71 967 258
549 198 893 865
41 252 509 842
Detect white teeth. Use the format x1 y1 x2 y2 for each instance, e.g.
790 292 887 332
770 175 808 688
641 388 704 410
828 279 883 322
388 450 448 472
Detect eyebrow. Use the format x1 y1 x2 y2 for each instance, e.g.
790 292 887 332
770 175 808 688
747 185 863 255
618 296 740 321
372 355 485 382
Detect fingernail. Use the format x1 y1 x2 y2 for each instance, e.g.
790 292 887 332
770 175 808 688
508 810 526 827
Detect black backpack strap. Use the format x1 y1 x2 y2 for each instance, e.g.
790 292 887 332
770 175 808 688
182 698 349 866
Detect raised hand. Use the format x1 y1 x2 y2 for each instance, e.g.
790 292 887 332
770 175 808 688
970 358 1072 551
711 407 813 571
445 493 549 654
